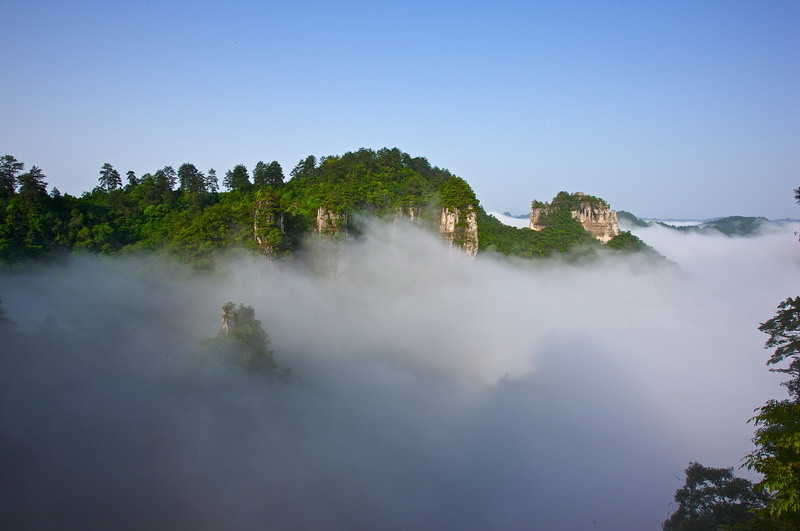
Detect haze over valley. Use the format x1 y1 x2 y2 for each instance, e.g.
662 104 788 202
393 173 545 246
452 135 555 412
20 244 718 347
2 0 798 528
2 214 797 529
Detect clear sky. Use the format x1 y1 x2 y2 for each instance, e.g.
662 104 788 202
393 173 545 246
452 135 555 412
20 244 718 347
2 0 798 219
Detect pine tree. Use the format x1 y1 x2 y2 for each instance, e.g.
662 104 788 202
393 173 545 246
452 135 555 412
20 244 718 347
205 168 219 193
98 163 122 191
18 165 48 202
290 155 316 180
265 161 284 186
126 170 138 187
154 166 177 191
0 154 24 199
178 163 206 194
223 164 250 190
253 161 269 187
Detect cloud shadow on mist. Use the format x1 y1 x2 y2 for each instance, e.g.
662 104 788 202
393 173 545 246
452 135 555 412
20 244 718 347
1 219 798 530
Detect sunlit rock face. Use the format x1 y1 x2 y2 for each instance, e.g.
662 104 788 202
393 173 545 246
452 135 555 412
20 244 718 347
316 207 347 236
573 202 620 243
530 193 620 243
439 206 479 256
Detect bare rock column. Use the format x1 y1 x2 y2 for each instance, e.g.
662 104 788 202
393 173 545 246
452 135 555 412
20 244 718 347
316 207 347 236
529 193 620 243
439 206 479 257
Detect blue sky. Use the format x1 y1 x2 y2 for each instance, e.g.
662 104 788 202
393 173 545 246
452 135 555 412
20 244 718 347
1 0 798 219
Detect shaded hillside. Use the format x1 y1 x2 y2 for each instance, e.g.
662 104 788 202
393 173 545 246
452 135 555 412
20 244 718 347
679 216 771 236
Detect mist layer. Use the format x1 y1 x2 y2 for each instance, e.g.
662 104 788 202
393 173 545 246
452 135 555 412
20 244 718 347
1 221 798 530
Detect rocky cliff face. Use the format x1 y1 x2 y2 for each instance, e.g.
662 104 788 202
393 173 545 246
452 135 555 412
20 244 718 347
572 201 619 243
439 206 479 257
220 302 256 335
316 207 347 236
530 193 620 243
254 193 285 256
394 206 421 223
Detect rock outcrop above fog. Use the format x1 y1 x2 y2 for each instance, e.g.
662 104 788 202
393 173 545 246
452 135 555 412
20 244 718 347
439 206 479 257
220 302 256 335
530 192 620 243
254 191 286 256
315 207 347 236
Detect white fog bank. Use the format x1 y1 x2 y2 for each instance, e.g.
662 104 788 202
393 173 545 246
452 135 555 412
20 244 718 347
1 220 798 530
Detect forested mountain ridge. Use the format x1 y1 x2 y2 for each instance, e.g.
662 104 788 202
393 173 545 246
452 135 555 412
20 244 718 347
618 210 791 237
0 148 644 266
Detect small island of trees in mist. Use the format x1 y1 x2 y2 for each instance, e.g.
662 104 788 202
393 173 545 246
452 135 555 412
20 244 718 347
0 147 798 530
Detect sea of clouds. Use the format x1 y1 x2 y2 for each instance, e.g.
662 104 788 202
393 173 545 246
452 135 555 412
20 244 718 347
1 219 798 530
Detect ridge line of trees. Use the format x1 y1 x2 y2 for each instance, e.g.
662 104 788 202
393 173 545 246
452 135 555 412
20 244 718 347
0 148 645 266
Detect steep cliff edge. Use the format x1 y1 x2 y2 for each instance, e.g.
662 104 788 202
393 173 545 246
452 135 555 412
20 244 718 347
217 302 286 375
530 192 620 243
254 190 286 256
220 302 256 336
394 206 421 223
257 152 480 257
437 176 480 256
439 206 479 257
316 207 347 236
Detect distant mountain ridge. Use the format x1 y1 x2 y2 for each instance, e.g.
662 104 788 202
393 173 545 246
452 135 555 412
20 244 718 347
618 211 796 237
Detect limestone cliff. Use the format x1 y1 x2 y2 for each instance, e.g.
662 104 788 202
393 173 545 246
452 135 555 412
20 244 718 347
530 192 620 243
439 206 479 257
254 192 285 256
316 207 347 236
220 302 256 335
394 205 421 223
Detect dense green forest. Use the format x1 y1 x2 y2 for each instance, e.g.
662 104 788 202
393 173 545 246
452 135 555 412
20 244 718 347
0 148 643 266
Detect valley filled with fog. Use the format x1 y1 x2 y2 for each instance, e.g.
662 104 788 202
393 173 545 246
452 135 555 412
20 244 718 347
1 219 798 530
